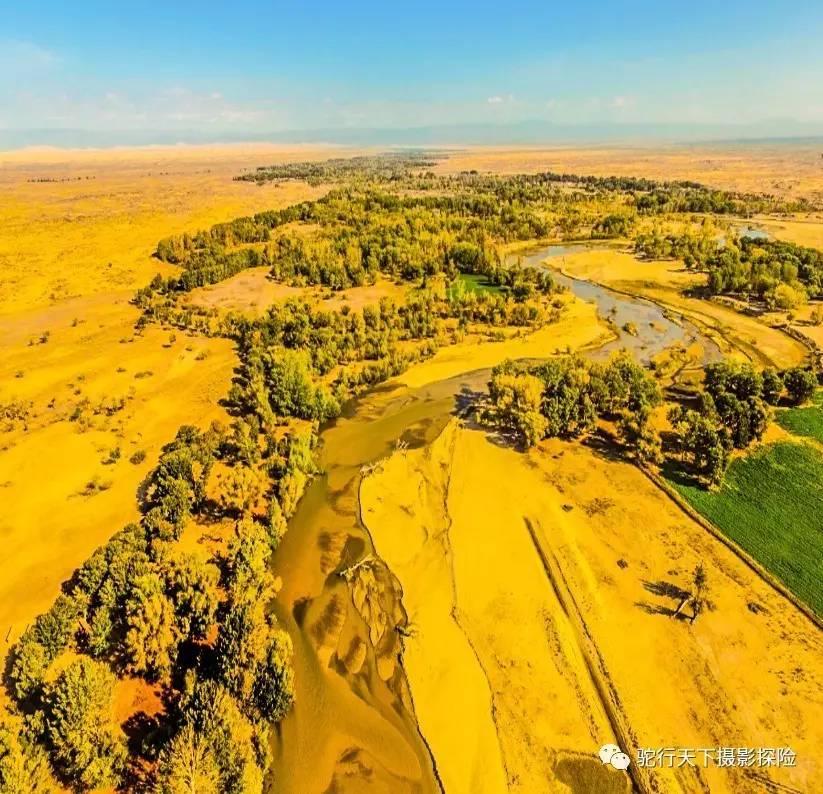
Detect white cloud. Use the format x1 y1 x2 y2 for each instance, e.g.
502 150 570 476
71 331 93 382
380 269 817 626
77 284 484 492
0 39 58 71
487 93 515 106
4 84 284 131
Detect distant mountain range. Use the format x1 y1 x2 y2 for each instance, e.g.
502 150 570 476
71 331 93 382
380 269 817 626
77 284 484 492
3 119 823 150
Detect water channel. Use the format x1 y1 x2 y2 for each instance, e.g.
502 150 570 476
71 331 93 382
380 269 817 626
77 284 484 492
268 244 721 792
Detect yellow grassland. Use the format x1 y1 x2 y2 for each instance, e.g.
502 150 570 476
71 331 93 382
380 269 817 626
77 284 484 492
0 144 342 672
440 143 823 200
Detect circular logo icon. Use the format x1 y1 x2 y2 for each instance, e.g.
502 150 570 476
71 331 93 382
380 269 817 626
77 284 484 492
599 744 631 770
599 744 620 765
610 752 631 770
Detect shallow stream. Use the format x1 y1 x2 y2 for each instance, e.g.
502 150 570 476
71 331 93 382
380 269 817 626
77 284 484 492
268 244 721 792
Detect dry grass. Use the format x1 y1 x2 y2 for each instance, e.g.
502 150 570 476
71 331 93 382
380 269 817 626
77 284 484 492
0 144 339 314
0 144 347 674
185 268 408 317
440 142 823 200
756 213 823 248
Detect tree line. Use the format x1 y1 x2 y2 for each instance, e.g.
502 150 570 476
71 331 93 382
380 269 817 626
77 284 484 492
480 350 662 461
3 418 311 792
480 351 819 490
668 360 817 485
234 152 814 215
636 231 823 308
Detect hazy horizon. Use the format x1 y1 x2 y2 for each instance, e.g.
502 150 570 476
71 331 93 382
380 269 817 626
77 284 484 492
3 1 823 150
3 122 823 153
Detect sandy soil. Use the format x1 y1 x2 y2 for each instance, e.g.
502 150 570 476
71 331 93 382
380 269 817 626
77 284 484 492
397 299 610 389
552 249 809 369
0 299 235 663
0 144 334 314
440 143 823 201
185 267 407 317
0 144 342 673
756 213 823 249
361 421 823 794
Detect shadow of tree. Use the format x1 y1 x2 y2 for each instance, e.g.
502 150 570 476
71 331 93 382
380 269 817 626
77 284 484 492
659 456 704 489
635 579 691 619
583 432 625 463
453 386 485 416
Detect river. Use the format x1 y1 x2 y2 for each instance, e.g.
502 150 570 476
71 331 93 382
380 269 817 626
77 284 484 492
267 244 721 792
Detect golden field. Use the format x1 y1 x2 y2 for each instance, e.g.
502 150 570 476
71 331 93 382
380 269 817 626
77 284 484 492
0 144 340 673
439 142 823 201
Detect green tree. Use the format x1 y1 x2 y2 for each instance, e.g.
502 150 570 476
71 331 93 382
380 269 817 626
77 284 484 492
44 658 127 790
177 680 265 794
485 362 547 447
0 716 53 793
154 723 220 794
124 571 180 680
616 404 661 463
266 348 315 417
266 497 288 550
252 630 296 722
218 465 268 517
169 553 220 639
761 368 784 405
225 519 272 598
674 565 711 624
669 407 731 487
8 638 50 702
214 597 271 707
530 355 596 437
688 564 711 623
783 367 817 406
87 605 114 658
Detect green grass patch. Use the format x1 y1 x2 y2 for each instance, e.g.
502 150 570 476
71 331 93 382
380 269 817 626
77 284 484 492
666 440 823 616
447 273 503 299
775 389 823 444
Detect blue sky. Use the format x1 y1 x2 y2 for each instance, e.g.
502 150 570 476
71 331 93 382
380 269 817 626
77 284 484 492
2 1 823 141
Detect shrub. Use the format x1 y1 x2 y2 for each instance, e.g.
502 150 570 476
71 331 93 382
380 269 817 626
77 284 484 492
783 367 817 406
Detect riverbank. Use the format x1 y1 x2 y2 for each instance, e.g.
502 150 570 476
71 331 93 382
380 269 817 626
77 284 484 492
361 419 823 793
266 296 612 792
545 247 810 368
